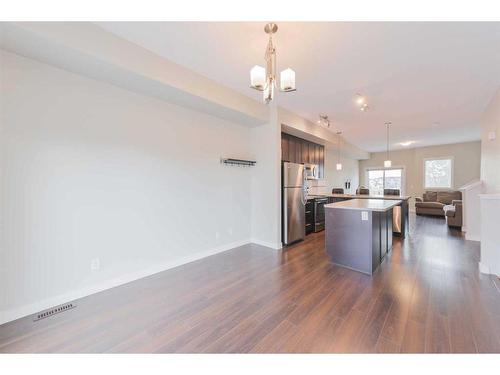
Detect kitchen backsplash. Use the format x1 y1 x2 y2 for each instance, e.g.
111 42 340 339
306 179 329 195
306 178 356 195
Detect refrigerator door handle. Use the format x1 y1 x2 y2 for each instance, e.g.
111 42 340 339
300 167 307 205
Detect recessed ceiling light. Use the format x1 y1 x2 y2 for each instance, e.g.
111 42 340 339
400 141 413 147
355 94 369 111
355 94 366 106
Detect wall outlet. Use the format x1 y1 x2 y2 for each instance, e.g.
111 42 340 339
90 258 100 271
488 131 496 141
215 231 220 240
361 211 368 221
228 227 233 235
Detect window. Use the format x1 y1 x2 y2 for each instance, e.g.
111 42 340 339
367 168 404 195
424 158 453 189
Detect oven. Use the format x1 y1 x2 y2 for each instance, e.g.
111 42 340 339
314 197 328 232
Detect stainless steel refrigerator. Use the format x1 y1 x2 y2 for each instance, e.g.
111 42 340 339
282 162 307 245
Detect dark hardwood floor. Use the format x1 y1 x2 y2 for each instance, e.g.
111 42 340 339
1 214 499 353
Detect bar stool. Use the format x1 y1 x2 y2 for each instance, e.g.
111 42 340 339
384 189 400 196
356 187 370 195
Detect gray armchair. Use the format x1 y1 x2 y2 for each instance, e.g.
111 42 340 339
444 200 463 228
415 190 462 216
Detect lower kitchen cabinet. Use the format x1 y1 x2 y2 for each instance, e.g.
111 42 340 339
305 199 314 235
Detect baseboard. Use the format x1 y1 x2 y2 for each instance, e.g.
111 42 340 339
250 238 283 250
465 233 481 242
479 262 491 275
0 238 251 326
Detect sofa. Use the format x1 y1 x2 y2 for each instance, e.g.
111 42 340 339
443 200 463 228
415 190 462 217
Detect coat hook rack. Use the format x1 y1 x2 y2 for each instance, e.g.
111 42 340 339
220 158 257 167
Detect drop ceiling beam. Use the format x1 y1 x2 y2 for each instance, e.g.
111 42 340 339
279 108 369 160
0 22 269 127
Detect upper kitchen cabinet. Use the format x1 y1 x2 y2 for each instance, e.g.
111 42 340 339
301 140 309 164
319 144 325 178
288 135 297 163
281 133 325 178
281 133 289 162
309 142 316 165
295 140 302 165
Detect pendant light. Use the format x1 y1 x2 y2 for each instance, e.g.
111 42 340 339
336 131 343 171
250 23 296 104
384 122 392 168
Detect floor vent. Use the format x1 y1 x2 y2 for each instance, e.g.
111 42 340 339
34 302 76 321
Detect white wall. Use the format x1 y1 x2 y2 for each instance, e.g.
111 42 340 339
250 105 282 249
0 22 269 127
479 195 500 276
480 89 500 193
460 181 483 241
0 50 260 323
307 145 359 195
479 88 500 276
324 145 359 195
359 141 481 206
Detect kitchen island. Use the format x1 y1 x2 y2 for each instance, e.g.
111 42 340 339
309 193 411 238
325 199 401 275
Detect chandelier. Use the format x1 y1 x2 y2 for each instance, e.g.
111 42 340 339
250 23 296 104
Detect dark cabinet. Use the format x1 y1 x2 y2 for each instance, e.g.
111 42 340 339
318 145 324 178
301 141 309 164
281 135 289 162
288 135 295 163
281 133 325 178
295 141 302 164
309 143 316 165
305 199 314 235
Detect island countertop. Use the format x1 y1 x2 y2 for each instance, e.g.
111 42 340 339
329 193 411 200
325 198 402 212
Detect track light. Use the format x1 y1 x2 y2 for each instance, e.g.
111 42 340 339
355 94 369 112
384 122 392 168
317 114 330 128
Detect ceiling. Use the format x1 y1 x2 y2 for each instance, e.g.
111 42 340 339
96 22 500 152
